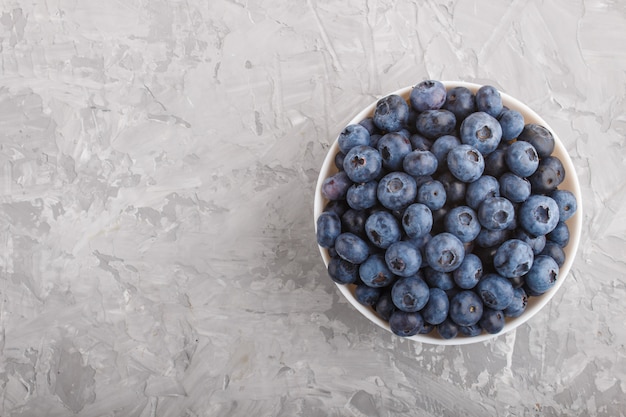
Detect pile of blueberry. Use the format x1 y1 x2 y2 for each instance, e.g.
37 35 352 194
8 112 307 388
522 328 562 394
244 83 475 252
316 80 578 339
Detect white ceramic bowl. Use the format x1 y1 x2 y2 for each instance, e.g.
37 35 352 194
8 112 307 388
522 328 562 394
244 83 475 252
314 81 582 345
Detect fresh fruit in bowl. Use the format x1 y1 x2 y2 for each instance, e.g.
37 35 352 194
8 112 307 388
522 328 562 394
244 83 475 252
314 80 582 345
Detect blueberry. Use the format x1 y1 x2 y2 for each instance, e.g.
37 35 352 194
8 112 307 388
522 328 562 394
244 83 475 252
346 180 378 210
539 156 566 185
334 233 370 264
341 208 368 237
334 151 346 171
316 211 342 248
443 86 476 121
424 232 465 272
377 132 413 171
391 276 430 312
479 308 505 334
475 227 510 248
503 287 528 318
343 145 383 183
449 290 483 326
388 310 424 337
476 273 514 310
409 134 433 151
401 203 433 239
385 241 422 277
410 80 447 111
547 221 570 247
550 189 578 222
477 196 515 230
475 85 503 118
359 117 378 135
518 195 559 236
406 233 432 258
447 144 485 183
403 150 438 177
505 140 539 177
460 111 502 155
431 135 462 171
328 257 359 284
359 253 396 288
373 94 410 133
483 148 509 178
415 109 457 140
416 180 446 211
493 239 534 278
375 291 396 321
419 323 435 334
518 124 555 158
498 109 525 141
438 171 467 206
338 124 371 154
377 172 418 211
458 323 483 337
466 175 500 210
444 206 481 243
323 199 349 217
423 267 455 291
369 133 382 149
365 210 401 249
422 288 450 325
453 253 483 289
514 229 547 255
321 171 352 201
499 172 531 203
437 318 459 339
524 255 559 295
354 284 381 306
539 241 566 267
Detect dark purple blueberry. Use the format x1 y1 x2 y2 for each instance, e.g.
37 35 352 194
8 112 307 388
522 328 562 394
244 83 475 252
424 232 466 273
354 284 381 306
364 210 402 249
346 180 378 211
475 85 503 119
341 209 368 237
422 288 450 325
389 310 424 337
358 253 396 288
498 109 525 141
377 132 413 171
449 290 483 327
443 86 476 122
447 144 485 183
518 124 555 158
375 291 396 321
373 94 410 133
453 253 483 289
316 211 342 248
503 287 528 318
540 241 566 267
334 232 370 264
338 124 371 154
321 171 352 201
499 172 531 203
437 318 459 339
484 148 509 178
415 109 457 140
391 276 430 312
524 255 559 295
547 221 570 247
431 134 461 172
518 195 559 236
479 308 505 334
423 267 456 291
550 189 578 222
377 172 417 211
403 150 438 177
493 239 534 278
409 133 433 151
409 80 447 112
343 145 383 183
328 257 359 284
476 273 514 310
460 111 502 155
466 175 500 210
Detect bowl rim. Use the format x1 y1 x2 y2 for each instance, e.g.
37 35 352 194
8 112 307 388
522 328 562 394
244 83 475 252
314 80 583 345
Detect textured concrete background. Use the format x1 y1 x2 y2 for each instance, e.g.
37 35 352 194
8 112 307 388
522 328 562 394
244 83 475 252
0 0 625 416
